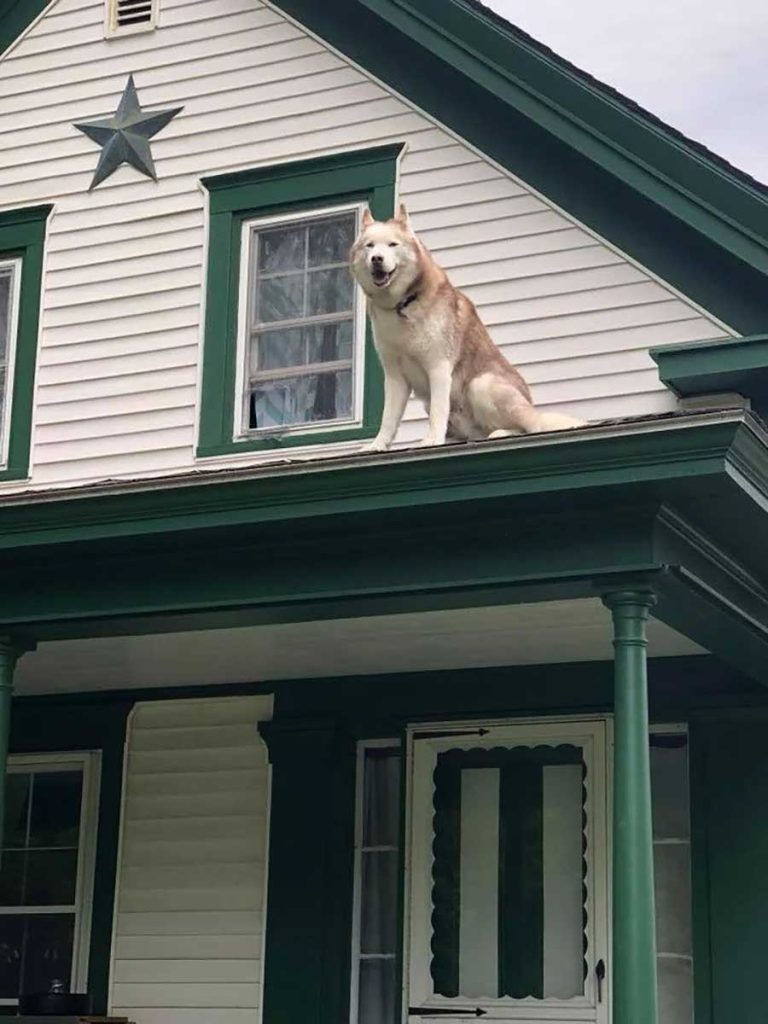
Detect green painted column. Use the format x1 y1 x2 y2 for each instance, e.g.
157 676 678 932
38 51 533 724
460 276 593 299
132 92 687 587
603 590 658 1024
0 638 19 858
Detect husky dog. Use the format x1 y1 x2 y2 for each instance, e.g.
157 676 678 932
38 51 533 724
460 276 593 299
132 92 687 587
350 204 585 451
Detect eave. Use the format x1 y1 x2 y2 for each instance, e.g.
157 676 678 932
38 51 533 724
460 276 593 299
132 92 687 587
651 335 768 416
268 0 768 331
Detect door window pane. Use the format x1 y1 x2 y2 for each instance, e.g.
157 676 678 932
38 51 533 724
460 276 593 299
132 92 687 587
430 746 586 1001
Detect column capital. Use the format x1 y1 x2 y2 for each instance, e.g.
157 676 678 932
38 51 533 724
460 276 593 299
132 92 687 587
0 635 36 672
601 588 657 612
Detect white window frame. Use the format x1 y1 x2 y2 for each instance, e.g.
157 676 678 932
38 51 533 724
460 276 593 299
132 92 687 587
0 257 22 470
0 751 102 1007
104 0 159 38
233 203 367 441
350 738 401 1024
404 716 610 1024
648 722 694 1019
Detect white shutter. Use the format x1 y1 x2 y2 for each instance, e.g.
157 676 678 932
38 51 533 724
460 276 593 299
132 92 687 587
109 695 273 1024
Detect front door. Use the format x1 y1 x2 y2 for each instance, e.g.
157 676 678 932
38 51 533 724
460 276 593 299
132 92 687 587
405 718 609 1024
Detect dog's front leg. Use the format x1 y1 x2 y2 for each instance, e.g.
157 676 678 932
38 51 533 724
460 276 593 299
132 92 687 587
364 367 411 452
421 360 452 447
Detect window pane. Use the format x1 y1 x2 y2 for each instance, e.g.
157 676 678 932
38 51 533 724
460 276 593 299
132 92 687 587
24 851 78 907
29 773 82 848
657 957 693 1024
249 370 351 430
252 329 305 373
257 225 305 273
256 274 304 324
307 267 353 316
0 915 22 998
362 749 400 848
360 851 398 955
308 215 355 267
651 742 690 839
358 958 396 1024
306 321 353 364
654 844 692 956
0 270 11 363
4 775 30 848
0 852 24 906
21 913 74 997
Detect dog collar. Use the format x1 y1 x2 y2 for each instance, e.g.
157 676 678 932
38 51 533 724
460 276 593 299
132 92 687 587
396 291 419 318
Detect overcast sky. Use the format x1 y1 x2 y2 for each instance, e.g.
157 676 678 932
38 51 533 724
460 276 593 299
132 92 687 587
484 0 768 184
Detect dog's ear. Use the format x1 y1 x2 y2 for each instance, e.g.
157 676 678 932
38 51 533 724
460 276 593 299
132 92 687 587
361 207 374 229
396 202 411 228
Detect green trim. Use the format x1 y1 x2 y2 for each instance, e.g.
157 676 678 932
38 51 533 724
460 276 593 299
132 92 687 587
268 0 768 331
651 334 768 412
259 719 357 1024
198 146 402 457
0 415 753 548
691 715 768 1023
0 0 49 56
0 205 50 482
8 694 132 1015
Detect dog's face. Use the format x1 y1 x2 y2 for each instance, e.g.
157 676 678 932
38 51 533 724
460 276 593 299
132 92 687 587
350 204 420 299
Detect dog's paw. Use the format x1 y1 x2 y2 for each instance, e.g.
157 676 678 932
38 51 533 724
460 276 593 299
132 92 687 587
363 437 390 453
419 435 445 448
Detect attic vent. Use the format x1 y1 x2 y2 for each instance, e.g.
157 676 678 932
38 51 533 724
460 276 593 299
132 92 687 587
105 0 158 36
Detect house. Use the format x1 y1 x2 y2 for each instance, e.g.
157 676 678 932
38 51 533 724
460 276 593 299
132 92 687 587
0 0 767 1021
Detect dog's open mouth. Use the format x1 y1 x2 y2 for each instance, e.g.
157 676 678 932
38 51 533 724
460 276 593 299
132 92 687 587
371 267 394 287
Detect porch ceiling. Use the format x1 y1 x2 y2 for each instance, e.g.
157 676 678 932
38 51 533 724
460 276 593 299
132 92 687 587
13 597 702 695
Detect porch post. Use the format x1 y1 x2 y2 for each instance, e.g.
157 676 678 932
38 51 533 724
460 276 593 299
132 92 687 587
602 590 658 1024
0 638 20 853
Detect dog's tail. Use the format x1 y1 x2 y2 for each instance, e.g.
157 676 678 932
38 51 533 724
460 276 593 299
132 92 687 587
534 410 586 432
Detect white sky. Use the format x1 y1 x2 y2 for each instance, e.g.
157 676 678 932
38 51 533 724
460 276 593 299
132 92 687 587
484 0 768 184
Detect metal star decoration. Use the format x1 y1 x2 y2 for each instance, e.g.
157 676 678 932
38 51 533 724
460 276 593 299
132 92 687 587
74 74 182 190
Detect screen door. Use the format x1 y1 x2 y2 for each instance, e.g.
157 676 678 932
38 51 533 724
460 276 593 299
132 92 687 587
405 719 609 1023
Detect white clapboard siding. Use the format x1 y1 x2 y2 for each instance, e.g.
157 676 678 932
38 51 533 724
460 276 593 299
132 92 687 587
0 0 736 493
110 695 273 1024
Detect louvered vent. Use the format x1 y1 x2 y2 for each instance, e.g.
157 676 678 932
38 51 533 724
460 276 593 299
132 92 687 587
105 0 157 36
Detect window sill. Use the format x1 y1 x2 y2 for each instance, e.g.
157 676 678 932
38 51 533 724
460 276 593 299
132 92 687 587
197 423 377 459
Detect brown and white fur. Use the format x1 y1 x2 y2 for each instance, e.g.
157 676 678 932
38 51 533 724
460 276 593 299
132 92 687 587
350 204 585 451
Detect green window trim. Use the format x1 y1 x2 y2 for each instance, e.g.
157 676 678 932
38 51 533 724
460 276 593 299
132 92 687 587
0 205 50 483
197 145 404 458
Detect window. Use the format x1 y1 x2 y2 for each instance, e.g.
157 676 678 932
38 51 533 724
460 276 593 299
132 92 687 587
353 721 694 1024
0 205 49 483
0 754 100 1010
240 207 362 435
104 0 158 37
199 146 403 458
0 261 21 469
350 743 401 1024
650 729 693 1024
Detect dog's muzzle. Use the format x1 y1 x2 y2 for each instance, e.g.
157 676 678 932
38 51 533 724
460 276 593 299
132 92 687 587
370 260 394 287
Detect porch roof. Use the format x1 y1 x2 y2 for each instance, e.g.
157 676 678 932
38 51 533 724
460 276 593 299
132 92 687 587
1 408 767 683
